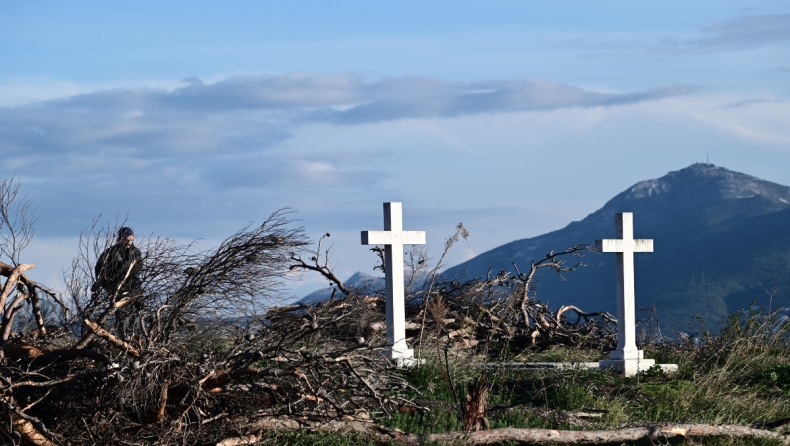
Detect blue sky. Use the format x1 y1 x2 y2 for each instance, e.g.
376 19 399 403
2 1 790 296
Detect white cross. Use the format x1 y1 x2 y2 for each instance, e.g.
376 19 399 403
596 212 653 361
361 202 426 360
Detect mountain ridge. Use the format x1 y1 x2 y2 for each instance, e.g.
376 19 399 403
302 164 790 330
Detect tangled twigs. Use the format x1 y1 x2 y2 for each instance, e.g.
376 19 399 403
415 271 616 352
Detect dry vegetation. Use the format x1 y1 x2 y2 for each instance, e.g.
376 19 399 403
1 180 789 445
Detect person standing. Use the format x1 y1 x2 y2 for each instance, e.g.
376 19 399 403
93 227 143 299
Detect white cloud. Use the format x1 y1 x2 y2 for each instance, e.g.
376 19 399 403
0 73 696 224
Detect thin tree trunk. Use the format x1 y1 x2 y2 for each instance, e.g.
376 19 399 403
83 319 141 357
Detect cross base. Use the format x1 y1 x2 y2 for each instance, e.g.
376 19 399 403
599 359 679 376
609 348 645 360
381 348 424 368
599 358 656 376
384 347 414 360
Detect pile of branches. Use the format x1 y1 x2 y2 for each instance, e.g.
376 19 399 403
293 234 618 358
416 246 620 353
0 207 428 445
1 297 421 445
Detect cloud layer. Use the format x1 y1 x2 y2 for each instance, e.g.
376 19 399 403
0 74 695 216
698 14 790 50
658 14 790 53
2 73 787 300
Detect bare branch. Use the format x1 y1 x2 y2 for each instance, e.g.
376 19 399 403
289 233 350 296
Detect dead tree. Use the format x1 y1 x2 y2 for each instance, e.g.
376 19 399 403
0 178 63 358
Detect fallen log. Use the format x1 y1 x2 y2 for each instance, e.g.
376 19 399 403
411 424 790 445
229 417 790 445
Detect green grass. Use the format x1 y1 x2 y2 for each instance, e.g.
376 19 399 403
251 430 386 445
381 405 463 434
256 308 790 445
401 361 457 401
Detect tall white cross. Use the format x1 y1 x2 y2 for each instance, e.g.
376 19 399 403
596 212 653 362
361 202 426 361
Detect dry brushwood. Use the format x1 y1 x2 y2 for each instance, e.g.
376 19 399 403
2 209 349 444
414 265 617 354
1 208 441 445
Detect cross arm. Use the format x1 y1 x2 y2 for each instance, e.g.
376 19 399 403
361 231 426 246
401 231 426 245
361 231 392 245
596 239 653 253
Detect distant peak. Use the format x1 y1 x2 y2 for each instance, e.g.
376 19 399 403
670 163 757 183
683 162 733 174
621 163 790 204
686 162 718 170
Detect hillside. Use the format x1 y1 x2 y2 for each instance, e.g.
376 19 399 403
443 163 790 331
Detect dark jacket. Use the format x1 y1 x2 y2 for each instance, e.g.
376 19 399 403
94 243 143 295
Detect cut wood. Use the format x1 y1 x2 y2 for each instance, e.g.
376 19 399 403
12 417 58 446
2 396 59 446
215 433 260 446
0 263 36 355
0 263 35 312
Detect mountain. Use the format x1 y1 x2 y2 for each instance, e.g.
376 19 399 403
443 164 790 331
